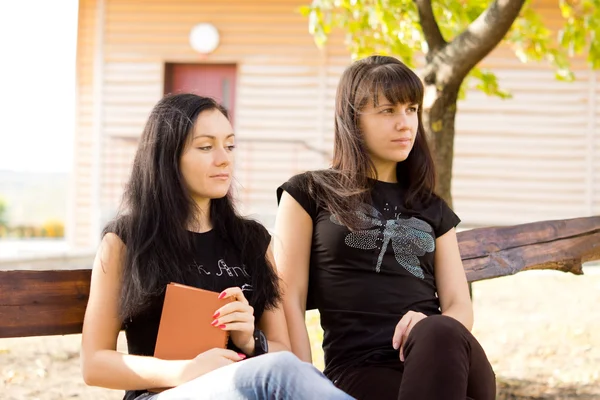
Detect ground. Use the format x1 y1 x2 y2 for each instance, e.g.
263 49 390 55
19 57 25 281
1 267 599 400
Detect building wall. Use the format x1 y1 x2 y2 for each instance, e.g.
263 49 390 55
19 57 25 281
453 0 599 226
71 0 599 249
71 0 98 248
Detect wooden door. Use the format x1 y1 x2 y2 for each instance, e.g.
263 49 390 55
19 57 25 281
164 64 237 123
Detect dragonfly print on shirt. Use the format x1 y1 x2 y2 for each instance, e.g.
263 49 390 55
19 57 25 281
330 203 435 278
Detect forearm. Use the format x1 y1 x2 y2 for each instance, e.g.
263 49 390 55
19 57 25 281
82 349 189 390
285 308 312 362
442 301 474 331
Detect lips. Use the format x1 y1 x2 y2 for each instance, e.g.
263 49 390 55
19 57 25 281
391 138 411 143
210 173 230 179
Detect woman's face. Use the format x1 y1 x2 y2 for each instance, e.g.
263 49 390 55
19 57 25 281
179 109 236 203
359 92 419 169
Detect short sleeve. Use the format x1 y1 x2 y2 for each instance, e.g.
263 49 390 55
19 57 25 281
276 173 319 220
257 223 272 255
103 215 129 245
435 198 461 238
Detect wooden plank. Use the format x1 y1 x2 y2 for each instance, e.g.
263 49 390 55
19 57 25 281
1 216 599 338
458 216 600 281
0 269 91 338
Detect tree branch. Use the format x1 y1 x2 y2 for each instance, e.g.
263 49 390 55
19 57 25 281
438 0 526 84
414 0 446 56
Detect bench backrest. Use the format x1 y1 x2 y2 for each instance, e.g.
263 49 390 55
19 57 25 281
1 216 598 339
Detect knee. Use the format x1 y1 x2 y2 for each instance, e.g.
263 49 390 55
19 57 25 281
409 315 467 347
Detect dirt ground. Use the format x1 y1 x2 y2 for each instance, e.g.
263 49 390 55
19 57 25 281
1 266 599 400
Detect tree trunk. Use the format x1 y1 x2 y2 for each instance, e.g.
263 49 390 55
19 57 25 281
422 82 461 207
415 0 527 207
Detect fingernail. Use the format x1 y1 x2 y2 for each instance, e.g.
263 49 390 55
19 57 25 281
393 341 399 350
400 351 405 362
212 311 220 318
238 353 246 359
211 320 219 326
218 291 227 299
218 324 226 329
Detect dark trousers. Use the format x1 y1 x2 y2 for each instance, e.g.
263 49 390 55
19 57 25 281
334 315 496 400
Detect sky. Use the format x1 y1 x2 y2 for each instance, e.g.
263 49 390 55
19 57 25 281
0 1 79 174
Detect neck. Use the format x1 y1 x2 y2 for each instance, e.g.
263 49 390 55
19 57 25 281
371 160 398 183
188 197 212 233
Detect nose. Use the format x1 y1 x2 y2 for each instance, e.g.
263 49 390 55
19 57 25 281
213 147 231 167
394 112 409 131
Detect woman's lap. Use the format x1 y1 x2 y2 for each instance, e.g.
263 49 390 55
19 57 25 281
334 362 402 400
135 351 354 400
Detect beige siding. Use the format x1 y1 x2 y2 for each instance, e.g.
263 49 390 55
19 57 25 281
453 66 593 226
72 0 599 248
71 0 97 248
95 0 338 240
452 1 596 227
594 72 600 215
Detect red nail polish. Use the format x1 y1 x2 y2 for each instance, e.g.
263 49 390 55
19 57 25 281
211 320 219 326
238 353 246 359
218 324 226 329
218 291 226 299
212 311 220 319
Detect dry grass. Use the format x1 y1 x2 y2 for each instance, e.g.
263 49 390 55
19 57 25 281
2 267 599 399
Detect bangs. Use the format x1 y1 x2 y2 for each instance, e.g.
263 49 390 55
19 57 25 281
356 63 423 109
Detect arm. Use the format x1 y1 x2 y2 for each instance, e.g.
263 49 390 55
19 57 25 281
81 233 186 389
256 246 292 353
434 228 474 330
222 246 292 355
80 233 242 390
273 191 314 362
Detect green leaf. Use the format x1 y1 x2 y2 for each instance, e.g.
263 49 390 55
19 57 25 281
300 0 598 100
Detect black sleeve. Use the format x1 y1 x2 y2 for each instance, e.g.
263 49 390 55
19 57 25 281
103 215 129 245
258 223 272 255
435 198 461 238
276 173 319 220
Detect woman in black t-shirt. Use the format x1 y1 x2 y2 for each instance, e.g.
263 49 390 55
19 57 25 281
274 56 496 399
80 94 354 400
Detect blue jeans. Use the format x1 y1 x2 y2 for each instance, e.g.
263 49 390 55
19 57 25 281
136 351 354 400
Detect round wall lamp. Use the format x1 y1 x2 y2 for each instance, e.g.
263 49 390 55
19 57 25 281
189 23 220 54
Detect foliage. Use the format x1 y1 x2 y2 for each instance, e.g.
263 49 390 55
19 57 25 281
300 0 599 98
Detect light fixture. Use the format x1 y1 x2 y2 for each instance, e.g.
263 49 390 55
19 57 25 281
189 23 220 54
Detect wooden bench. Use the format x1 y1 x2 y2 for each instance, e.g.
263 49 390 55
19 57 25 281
1 216 599 339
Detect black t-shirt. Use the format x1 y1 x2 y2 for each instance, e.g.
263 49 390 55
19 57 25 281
277 172 460 380
121 228 271 400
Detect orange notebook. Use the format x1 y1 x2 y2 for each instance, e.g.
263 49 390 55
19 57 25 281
154 283 232 360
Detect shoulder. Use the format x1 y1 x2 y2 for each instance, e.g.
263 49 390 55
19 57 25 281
279 171 311 191
277 171 329 220
240 219 272 250
423 193 461 237
95 232 126 277
277 169 334 198
103 215 131 245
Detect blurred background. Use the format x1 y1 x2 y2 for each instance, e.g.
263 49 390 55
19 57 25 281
0 0 599 399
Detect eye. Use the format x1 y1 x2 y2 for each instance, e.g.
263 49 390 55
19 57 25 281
380 108 395 114
226 145 236 151
197 146 212 151
408 106 418 113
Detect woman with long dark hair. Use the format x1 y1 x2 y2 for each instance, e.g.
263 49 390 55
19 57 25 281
80 93 354 400
274 56 496 400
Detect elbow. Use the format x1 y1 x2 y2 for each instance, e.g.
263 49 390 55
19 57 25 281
80 352 101 387
442 301 473 331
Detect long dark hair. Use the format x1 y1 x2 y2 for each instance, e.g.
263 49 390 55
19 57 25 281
104 93 280 321
306 55 436 230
